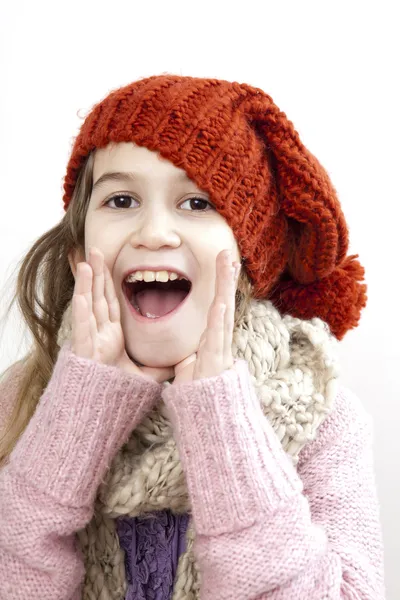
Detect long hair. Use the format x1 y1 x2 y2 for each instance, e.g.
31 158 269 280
0 150 254 466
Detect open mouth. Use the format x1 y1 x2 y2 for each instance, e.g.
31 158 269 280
123 278 192 319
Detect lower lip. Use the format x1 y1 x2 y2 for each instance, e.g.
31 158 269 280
123 284 192 324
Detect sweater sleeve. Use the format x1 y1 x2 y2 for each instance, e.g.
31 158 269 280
0 342 162 600
161 359 386 600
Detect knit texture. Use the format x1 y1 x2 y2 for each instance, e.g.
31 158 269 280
0 298 385 598
0 343 385 598
61 74 367 340
56 297 341 599
0 342 161 599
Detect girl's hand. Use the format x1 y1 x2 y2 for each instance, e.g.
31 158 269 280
71 246 174 383
173 249 240 384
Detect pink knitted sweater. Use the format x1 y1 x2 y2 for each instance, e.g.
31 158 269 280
0 342 385 599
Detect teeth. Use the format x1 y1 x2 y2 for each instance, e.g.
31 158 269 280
143 271 156 282
154 270 168 283
125 270 183 283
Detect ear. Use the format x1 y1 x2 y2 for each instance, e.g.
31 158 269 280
68 247 86 279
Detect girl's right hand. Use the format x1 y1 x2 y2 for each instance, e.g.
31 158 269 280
71 246 174 384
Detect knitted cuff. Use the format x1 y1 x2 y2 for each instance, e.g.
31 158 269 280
11 343 161 507
162 360 303 536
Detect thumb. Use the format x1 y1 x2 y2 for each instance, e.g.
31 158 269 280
141 365 175 383
173 354 197 384
175 353 197 374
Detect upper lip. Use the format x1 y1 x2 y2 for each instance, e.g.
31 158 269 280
122 266 192 282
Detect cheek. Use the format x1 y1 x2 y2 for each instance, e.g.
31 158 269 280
201 221 239 259
85 215 115 251
84 226 117 269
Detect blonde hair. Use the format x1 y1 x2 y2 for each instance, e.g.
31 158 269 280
0 150 254 467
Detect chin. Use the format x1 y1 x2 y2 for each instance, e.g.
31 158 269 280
126 341 195 369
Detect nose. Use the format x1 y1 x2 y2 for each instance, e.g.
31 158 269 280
129 207 181 251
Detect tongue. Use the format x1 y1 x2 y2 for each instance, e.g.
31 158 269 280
135 288 187 318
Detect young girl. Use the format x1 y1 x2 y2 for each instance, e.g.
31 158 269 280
0 75 385 599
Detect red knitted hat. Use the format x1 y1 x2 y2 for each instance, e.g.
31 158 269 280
62 74 367 340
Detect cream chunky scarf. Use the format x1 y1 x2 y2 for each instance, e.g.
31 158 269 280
56 298 340 599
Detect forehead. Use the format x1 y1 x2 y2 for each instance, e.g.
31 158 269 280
93 141 192 183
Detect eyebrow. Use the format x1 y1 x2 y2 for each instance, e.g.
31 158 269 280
92 170 191 193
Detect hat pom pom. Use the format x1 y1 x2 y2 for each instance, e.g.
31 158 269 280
267 255 368 340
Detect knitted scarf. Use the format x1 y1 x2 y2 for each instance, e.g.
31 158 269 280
56 298 340 599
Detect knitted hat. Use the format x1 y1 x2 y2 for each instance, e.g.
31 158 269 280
62 74 367 340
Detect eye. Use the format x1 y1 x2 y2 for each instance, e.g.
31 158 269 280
179 197 214 212
103 194 214 211
104 194 138 209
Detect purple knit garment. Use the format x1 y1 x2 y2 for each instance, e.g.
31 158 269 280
116 510 190 600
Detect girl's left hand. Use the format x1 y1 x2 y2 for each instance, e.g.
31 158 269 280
173 249 240 384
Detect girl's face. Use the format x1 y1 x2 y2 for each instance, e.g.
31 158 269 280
69 141 241 368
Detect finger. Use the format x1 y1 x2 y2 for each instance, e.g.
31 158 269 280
71 295 92 357
72 266 95 358
218 249 236 300
204 253 229 350
213 250 235 364
175 359 196 383
89 247 110 328
158 366 176 382
74 261 93 310
193 331 207 375
205 250 226 324
175 353 197 375
84 263 99 345
149 366 176 383
199 302 226 371
198 332 207 352
214 249 229 302
223 261 236 363
234 261 241 285
103 260 121 323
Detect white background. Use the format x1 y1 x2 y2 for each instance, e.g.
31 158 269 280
0 1 398 597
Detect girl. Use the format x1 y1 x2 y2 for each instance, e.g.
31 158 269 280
0 75 385 599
